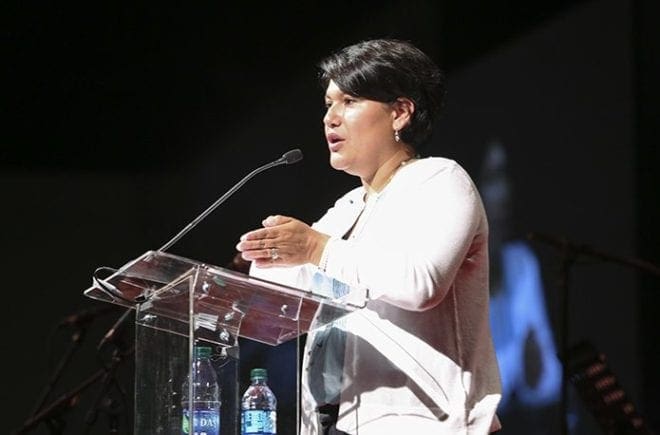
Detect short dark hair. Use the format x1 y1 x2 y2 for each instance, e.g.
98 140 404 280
319 39 446 151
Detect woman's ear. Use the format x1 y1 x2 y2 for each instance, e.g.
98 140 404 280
392 97 415 131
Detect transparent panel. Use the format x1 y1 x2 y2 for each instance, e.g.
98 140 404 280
85 251 357 345
134 313 240 435
84 251 359 435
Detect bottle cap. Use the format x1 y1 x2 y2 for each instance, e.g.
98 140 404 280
193 346 212 358
250 368 268 380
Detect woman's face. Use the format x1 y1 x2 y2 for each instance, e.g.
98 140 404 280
323 80 399 179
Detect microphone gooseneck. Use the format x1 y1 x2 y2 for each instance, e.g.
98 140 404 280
157 148 304 252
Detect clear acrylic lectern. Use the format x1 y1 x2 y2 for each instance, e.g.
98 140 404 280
84 250 357 435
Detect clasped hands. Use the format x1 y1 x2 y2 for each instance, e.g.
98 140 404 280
236 215 329 268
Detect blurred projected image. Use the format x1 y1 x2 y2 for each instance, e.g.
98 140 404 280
479 141 562 412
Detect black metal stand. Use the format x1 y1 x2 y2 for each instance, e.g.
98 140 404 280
83 346 133 434
13 367 107 434
29 306 116 419
527 231 660 435
13 307 130 434
14 345 134 435
29 326 87 419
555 240 577 435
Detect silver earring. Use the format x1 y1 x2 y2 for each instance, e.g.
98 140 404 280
394 130 401 142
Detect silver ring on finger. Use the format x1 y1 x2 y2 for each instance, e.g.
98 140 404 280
269 247 280 261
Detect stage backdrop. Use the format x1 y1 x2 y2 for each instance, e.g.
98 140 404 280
3 1 647 434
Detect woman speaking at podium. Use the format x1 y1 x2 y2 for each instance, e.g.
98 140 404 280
236 39 502 434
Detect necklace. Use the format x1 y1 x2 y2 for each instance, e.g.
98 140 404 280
385 156 416 186
353 156 416 238
366 156 417 201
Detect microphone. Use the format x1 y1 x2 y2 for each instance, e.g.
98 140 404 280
158 148 304 252
527 231 660 277
281 148 303 164
57 306 117 329
96 308 133 350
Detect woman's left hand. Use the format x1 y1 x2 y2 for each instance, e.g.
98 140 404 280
236 215 330 268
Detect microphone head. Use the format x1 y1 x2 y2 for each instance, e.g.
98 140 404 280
282 148 303 164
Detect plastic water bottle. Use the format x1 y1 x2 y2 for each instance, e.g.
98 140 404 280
241 368 277 434
181 346 221 435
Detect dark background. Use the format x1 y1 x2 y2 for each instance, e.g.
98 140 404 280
4 0 659 434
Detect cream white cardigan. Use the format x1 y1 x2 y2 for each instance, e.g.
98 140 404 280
251 157 502 434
